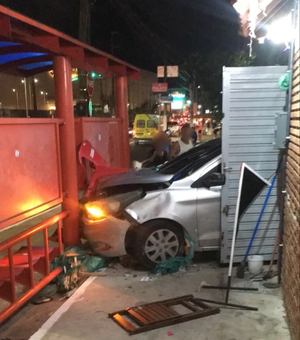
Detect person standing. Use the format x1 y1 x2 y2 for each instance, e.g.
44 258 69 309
169 124 193 160
191 126 198 146
198 120 203 140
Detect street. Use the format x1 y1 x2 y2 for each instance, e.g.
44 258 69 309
130 134 214 164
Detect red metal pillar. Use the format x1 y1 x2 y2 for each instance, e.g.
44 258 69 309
53 56 79 247
115 76 130 168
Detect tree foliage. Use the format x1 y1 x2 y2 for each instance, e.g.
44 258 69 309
182 51 254 111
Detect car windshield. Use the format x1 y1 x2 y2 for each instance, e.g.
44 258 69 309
156 138 221 176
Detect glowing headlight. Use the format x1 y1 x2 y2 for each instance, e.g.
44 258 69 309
85 203 106 221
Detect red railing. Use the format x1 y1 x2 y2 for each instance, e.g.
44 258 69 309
0 211 68 324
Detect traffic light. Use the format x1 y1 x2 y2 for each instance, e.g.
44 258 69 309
91 72 102 79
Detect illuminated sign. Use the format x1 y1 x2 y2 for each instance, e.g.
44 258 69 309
170 92 185 110
48 68 79 81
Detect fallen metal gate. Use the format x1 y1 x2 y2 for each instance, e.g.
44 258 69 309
109 295 220 335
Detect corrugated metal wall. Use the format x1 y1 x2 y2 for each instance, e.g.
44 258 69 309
221 66 287 263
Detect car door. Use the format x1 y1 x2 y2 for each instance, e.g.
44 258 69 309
193 159 222 249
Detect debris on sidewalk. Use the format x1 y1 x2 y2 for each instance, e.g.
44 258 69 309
31 283 58 305
119 254 139 268
108 295 220 335
50 245 107 291
141 276 152 282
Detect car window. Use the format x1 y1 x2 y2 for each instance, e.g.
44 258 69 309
172 149 221 181
157 139 221 176
136 120 145 128
147 120 156 128
191 163 222 188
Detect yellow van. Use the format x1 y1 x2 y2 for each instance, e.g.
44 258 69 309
133 114 159 144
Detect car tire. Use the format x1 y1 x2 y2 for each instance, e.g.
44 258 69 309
134 220 185 270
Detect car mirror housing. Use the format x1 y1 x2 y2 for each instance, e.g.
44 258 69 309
203 173 226 188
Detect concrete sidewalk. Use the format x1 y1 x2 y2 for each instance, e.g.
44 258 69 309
29 262 290 340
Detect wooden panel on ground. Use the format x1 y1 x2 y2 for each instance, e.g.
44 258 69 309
108 295 220 335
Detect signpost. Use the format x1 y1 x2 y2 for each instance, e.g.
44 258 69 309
86 72 94 117
86 73 94 97
157 65 179 130
152 83 168 93
157 66 179 78
159 96 173 103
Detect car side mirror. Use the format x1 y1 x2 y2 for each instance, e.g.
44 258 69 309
203 173 226 188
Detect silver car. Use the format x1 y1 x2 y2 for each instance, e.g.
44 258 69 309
81 139 224 269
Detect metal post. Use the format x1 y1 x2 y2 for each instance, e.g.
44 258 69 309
111 32 118 117
53 56 79 247
23 78 29 117
116 76 130 168
31 78 37 112
16 91 19 109
28 79 33 110
163 62 167 130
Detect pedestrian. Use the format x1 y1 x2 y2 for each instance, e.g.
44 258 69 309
191 126 198 146
141 132 169 168
169 124 193 160
198 120 202 140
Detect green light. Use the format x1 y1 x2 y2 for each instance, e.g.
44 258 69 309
216 110 219 112
91 72 96 78
72 77 78 82
98 74 102 78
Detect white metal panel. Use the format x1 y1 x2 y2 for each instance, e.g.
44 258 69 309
221 66 287 263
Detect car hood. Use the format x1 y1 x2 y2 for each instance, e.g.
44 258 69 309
99 168 173 189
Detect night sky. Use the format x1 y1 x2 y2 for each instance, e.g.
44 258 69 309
0 0 243 71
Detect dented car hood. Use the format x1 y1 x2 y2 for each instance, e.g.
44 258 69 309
99 168 173 189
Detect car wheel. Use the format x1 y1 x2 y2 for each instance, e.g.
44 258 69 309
134 220 185 270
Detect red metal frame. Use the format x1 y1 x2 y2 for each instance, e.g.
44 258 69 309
0 5 140 79
53 56 79 247
0 211 68 324
77 140 127 197
116 76 130 167
0 118 64 230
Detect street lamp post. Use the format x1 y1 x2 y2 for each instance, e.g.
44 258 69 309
21 78 29 117
40 91 48 104
12 88 19 109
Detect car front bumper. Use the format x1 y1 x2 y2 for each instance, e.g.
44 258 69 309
81 215 131 257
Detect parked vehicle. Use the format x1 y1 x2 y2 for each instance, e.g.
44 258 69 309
128 125 134 138
167 121 180 136
133 114 159 144
81 139 224 269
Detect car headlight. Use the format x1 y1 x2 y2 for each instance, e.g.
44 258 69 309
84 203 107 222
83 198 121 222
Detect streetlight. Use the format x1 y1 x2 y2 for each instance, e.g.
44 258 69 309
21 78 29 117
40 91 48 104
12 88 19 109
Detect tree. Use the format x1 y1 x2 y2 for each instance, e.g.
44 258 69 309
182 51 254 112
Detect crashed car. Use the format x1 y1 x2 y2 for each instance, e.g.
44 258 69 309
81 138 224 269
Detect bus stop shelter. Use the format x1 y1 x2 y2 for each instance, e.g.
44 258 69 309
0 5 139 246
0 5 140 322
